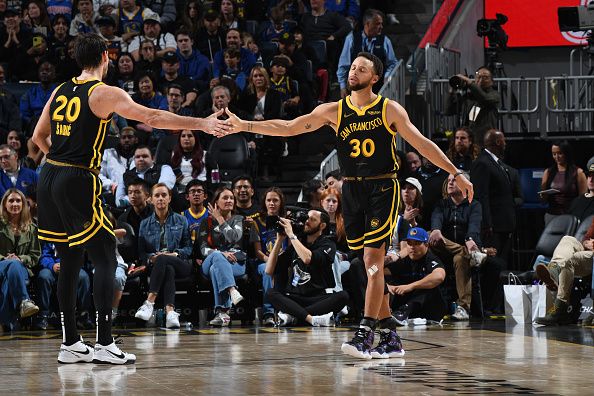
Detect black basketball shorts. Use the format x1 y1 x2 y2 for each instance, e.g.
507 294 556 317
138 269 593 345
37 163 114 247
341 178 400 251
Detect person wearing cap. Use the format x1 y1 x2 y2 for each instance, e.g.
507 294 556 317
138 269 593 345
69 0 100 36
128 13 176 61
212 28 256 80
278 31 316 113
269 55 301 119
337 8 397 97
567 156 594 220
385 227 447 326
96 15 122 61
194 8 225 63
175 28 210 88
399 177 423 228
429 171 485 321
139 0 176 32
158 50 197 107
0 8 33 79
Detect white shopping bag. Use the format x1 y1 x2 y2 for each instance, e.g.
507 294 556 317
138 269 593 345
504 284 532 323
504 274 554 323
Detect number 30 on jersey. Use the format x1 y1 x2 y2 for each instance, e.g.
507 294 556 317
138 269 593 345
349 138 375 158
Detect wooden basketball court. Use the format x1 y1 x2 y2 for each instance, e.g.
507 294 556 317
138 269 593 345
0 321 591 395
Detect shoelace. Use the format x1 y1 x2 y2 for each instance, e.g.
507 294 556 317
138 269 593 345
113 336 124 345
351 327 369 343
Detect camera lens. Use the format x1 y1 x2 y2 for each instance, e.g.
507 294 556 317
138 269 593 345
449 75 464 89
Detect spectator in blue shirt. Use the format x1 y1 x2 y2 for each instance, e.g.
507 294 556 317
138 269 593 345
337 8 398 97
131 71 168 110
34 242 91 330
19 60 57 131
175 29 211 86
213 28 256 80
0 145 38 198
325 0 360 26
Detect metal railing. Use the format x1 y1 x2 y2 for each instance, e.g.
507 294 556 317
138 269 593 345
425 76 594 138
544 75 594 133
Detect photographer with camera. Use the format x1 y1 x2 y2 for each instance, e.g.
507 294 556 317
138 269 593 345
445 66 501 147
265 208 349 327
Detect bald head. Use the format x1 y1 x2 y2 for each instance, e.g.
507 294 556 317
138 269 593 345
484 129 506 158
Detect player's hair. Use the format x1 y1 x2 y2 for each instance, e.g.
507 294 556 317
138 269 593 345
356 51 383 78
74 33 108 70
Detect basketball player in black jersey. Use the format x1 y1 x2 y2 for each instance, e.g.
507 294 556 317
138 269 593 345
32 34 230 365
225 52 473 359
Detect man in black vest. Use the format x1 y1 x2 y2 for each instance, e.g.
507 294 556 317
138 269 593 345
114 145 176 207
337 9 398 97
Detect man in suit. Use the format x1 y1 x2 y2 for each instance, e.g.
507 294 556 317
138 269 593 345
470 129 516 264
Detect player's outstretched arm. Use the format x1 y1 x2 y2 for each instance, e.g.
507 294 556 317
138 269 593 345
92 85 231 136
225 102 338 137
387 100 474 201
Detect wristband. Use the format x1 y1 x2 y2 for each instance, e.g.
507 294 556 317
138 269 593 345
288 234 298 240
453 171 464 180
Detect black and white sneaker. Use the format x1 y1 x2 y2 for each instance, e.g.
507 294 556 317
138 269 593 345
58 337 95 364
93 338 136 365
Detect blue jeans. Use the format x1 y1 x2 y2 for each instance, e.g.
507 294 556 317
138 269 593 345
0 259 31 325
36 267 91 316
257 263 274 316
202 251 246 309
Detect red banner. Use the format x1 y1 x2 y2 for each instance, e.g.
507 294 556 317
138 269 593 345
485 0 589 47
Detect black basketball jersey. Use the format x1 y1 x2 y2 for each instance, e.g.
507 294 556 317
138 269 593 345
48 78 111 170
335 95 398 177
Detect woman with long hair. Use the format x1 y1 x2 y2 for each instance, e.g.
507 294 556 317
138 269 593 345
540 141 587 224
180 0 202 38
171 129 206 190
219 0 243 30
134 184 193 328
199 186 246 326
115 52 136 95
7 131 36 169
0 188 41 329
23 0 51 36
252 186 287 325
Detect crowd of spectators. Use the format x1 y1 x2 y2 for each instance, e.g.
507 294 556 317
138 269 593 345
0 1 592 331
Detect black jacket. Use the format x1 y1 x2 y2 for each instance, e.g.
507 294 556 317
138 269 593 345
238 89 282 120
431 197 483 246
470 150 516 232
445 83 500 145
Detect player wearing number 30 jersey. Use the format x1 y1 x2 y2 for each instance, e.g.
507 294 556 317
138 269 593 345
224 52 473 360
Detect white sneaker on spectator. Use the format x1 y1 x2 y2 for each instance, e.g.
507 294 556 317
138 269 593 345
93 339 136 365
311 312 334 327
58 337 94 364
230 289 244 306
134 300 154 321
277 311 297 327
470 251 487 268
209 311 231 327
452 305 470 321
166 311 180 329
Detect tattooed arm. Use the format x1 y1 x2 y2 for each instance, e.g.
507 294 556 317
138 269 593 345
226 102 338 137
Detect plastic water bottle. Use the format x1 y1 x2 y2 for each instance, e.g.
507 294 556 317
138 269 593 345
211 165 220 184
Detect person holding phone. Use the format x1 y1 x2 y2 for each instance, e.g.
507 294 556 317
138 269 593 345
198 186 246 327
